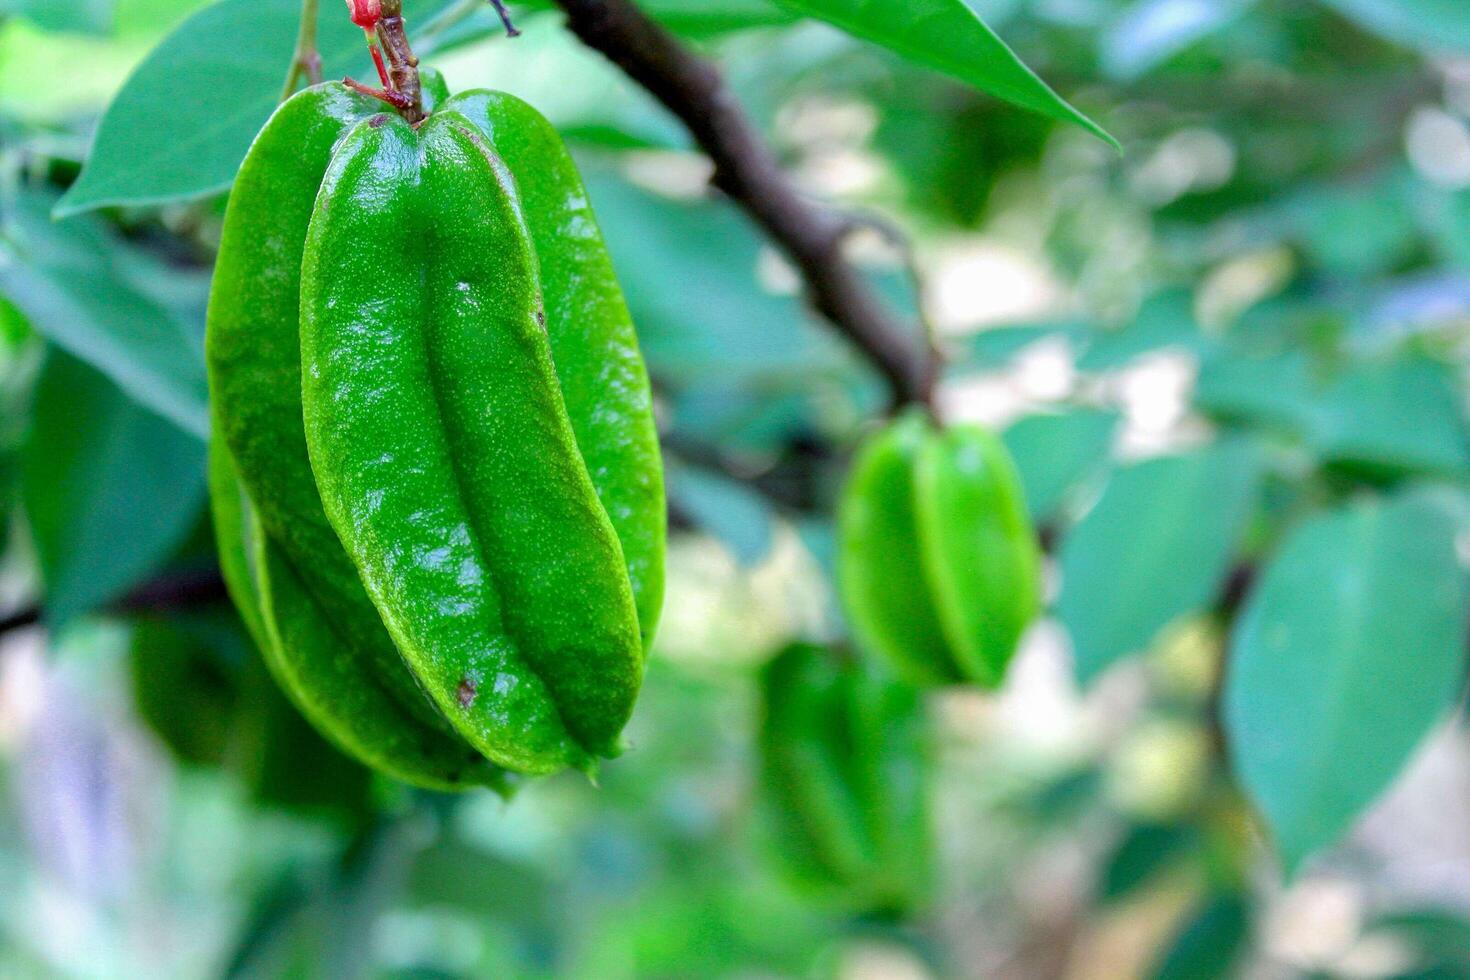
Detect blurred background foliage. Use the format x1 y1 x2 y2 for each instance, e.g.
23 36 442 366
0 0 1469 976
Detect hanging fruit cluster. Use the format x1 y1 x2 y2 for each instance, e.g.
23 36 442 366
207 70 665 789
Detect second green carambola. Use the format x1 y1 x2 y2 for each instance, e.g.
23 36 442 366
838 412 1041 687
206 77 665 783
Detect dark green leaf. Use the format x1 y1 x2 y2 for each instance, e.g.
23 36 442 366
1150 895 1250 980
1224 492 1467 873
1057 438 1263 683
129 612 247 766
768 0 1115 146
1002 409 1117 522
0 191 209 437
21 351 206 623
1099 823 1199 903
1316 0 1470 54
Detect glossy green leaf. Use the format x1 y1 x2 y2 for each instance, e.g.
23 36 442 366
768 0 1115 146
55 0 453 214
1002 409 1117 521
1224 493 1467 873
1057 439 1263 684
22 351 207 623
1316 0 1470 54
0 191 208 437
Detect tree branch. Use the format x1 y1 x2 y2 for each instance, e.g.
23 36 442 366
281 0 323 101
0 569 228 638
549 0 939 410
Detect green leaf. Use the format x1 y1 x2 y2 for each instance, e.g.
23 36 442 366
668 463 777 566
1077 290 1203 372
1224 493 1468 873
1309 355 1470 481
1099 823 1199 903
1315 0 1470 55
1057 439 1263 684
1150 895 1251 980
55 0 451 214
1002 409 1117 522
0 0 113 33
768 0 1115 147
21 351 206 623
1100 0 1254 81
1193 348 1318 435
952 320 1086 373
0 191 209 437
585 172 845 384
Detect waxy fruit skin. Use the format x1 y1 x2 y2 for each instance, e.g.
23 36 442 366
207 77 663 784
838 412 1040 687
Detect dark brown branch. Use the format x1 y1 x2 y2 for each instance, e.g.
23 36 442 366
549 0 939 409
0 569 228 637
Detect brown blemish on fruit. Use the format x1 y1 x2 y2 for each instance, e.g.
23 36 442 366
369 114 390 129
456 676 478 708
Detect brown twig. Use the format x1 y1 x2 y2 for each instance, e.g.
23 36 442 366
377 0 424 123
548 0 940 410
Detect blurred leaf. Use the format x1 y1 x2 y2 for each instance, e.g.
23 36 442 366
234 661 373 824
769 0 1116 146
1002 409 1117 522
423 13 686 149
1294 176 1419 279
21 351 206 623
520 0 797 36
1309 355 1470 481
1058 438 1263 684
1099 823 1199 903
1101 0 1254 80
640 0 798 33
669 463 777 566
1149 894 1250 980
1224 492 1467 873
585 172 848 384
1315 0 1470 54
129 612 246 766
0 0 113 33
951 320 1084 372
0 190 209 437
1077 290 1203 371
1194 349 1318 434
1367 909 1470 974
55 0 453 214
